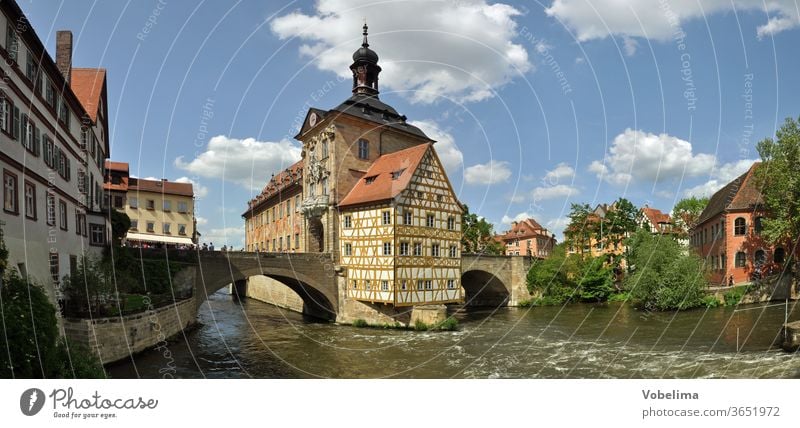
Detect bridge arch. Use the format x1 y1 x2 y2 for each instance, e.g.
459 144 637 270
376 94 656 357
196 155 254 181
460 269 510 307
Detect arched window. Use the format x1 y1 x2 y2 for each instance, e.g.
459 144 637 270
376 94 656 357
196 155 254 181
774 247 786 264
754 216 763 234
754 249 766 266
357 139 369 159
734 217 746 235
735 251 746 268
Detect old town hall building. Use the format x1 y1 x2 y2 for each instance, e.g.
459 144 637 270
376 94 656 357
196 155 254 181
243 25 463 306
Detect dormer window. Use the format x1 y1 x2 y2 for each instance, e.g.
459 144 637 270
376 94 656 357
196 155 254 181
391 169 406 180
364 175 377 184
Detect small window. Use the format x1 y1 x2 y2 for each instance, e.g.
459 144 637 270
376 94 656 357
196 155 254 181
391 169 405 180
344 215 352 228
364 176 377 185
344 243 352 256
431 243 440 257
403 211 412 225
163 200 172 211
90 224 105 246
437 194 443 202
734 217 746 235
413 242 422 256
383 242 392 256
424 280 433 290
399 242 409 256
357 139 369 159
366 280 371 291
178 224 187 235
449 245 457 258
416 280 424 290
754 249 766 266
401 280 407 291
735 251 746 268
426 214 435 228
381 280 389 291
129 197 138 209
146 221 155 233
163 223 171 234
447 279 455 289
23 181 35 219
146 199 155 210
352 280 357 290
130 219 138 230
447 217 455 230
178 201 188 213
46 193 55 225
3 170 18 214
382 211 391 225
775 247 786 264
49 252 58 283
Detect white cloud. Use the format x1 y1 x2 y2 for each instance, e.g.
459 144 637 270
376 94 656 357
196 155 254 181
195 217 209 226
623 36 638 56
464 160 512 184
501 211 534 225
175 176 209 199
270 0 532 103
589 128 715 186
545 0 800 41
683 159 758 198
543 162 575 183
546 216 570 240
410 120 463 174
175 135 302 190
532 184 577 201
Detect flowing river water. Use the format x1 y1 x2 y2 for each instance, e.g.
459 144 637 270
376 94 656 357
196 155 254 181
108 291 800 379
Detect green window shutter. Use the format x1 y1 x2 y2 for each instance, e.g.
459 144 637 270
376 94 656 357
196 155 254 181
11 105 19 140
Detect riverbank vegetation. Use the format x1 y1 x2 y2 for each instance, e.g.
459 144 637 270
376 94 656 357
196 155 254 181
62 248 191 318
0 227 105 378
350 317 459 331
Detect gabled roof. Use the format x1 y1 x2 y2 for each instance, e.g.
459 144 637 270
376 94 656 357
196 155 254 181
338 143 430 208
129 178 193 197
641 207 671 226
496 218 550 241
696 162 761 226
70 68 106 122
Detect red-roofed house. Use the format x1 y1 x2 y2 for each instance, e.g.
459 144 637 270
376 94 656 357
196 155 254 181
495 218 556 258
690 162 786 285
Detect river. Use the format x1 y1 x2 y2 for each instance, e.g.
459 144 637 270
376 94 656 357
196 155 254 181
107 291 800 379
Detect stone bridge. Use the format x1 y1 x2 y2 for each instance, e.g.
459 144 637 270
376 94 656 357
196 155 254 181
133 250 533 322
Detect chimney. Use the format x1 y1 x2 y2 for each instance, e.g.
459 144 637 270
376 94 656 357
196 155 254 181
56 31 72 83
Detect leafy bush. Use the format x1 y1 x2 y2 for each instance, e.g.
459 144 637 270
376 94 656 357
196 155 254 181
702 295 721 308
352 319 368 328
624 229 708 310
723 286 748 306
607 292 630 302
414 320 430 331
436 317 459 331
526 243 614 304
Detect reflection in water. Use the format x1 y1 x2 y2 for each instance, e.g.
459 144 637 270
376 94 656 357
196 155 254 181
108 291 800 379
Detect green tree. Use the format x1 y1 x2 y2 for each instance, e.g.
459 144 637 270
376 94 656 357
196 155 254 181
526 243 614 303
755 115 800 261
624 229 708 310
109 209 131 246
564 203 594 256
461 204 504 255
576 255 615 302
604 198 639 263
672 196 709 237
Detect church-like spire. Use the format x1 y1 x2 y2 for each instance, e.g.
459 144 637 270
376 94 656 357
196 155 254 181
350 22 381 96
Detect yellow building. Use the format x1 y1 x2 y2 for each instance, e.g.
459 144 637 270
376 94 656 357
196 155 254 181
124 176 196 247
338 143 463 306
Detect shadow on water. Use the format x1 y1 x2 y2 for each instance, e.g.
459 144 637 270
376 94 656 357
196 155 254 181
109 292 800 379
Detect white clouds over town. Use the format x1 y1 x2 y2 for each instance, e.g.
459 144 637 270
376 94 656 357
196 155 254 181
464 160 513 185
175 135 302 191
270 0 532 103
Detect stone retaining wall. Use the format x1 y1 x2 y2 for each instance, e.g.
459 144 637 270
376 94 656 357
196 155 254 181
62 298 196 365
245 276 305 313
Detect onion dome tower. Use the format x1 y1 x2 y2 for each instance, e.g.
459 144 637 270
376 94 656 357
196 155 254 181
350 23 381 96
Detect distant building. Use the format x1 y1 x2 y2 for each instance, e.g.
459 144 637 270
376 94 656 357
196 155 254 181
104 160 129 210
242 160 303 252
495 218 555 258
566 203 626 258
691 162 785 286
0 0 110 304
115 171 196 248
639 205 687 245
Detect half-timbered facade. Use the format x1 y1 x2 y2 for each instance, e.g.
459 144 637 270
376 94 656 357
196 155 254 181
339 143 463 306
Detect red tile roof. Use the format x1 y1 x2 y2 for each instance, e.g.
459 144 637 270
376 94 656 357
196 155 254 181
129 178 193 197
339 143 430 207
697 162 761 225
70 68 106 122
105 160 129 173
245 159 304 213
496 218 550 241
641 207 671 226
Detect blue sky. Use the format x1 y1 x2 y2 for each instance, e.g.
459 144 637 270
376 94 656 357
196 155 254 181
25 0 800 247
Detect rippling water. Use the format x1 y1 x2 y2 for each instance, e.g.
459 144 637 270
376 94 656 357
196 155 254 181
108 291 800 379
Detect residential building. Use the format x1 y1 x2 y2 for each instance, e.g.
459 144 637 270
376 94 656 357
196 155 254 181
242 160 303 252
0 0 109 304
104 160 128 210
495 218 556 258
566 203 626 258
243 24 464 306
123 174 196 247
691 162 785 285
638 205 687 245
